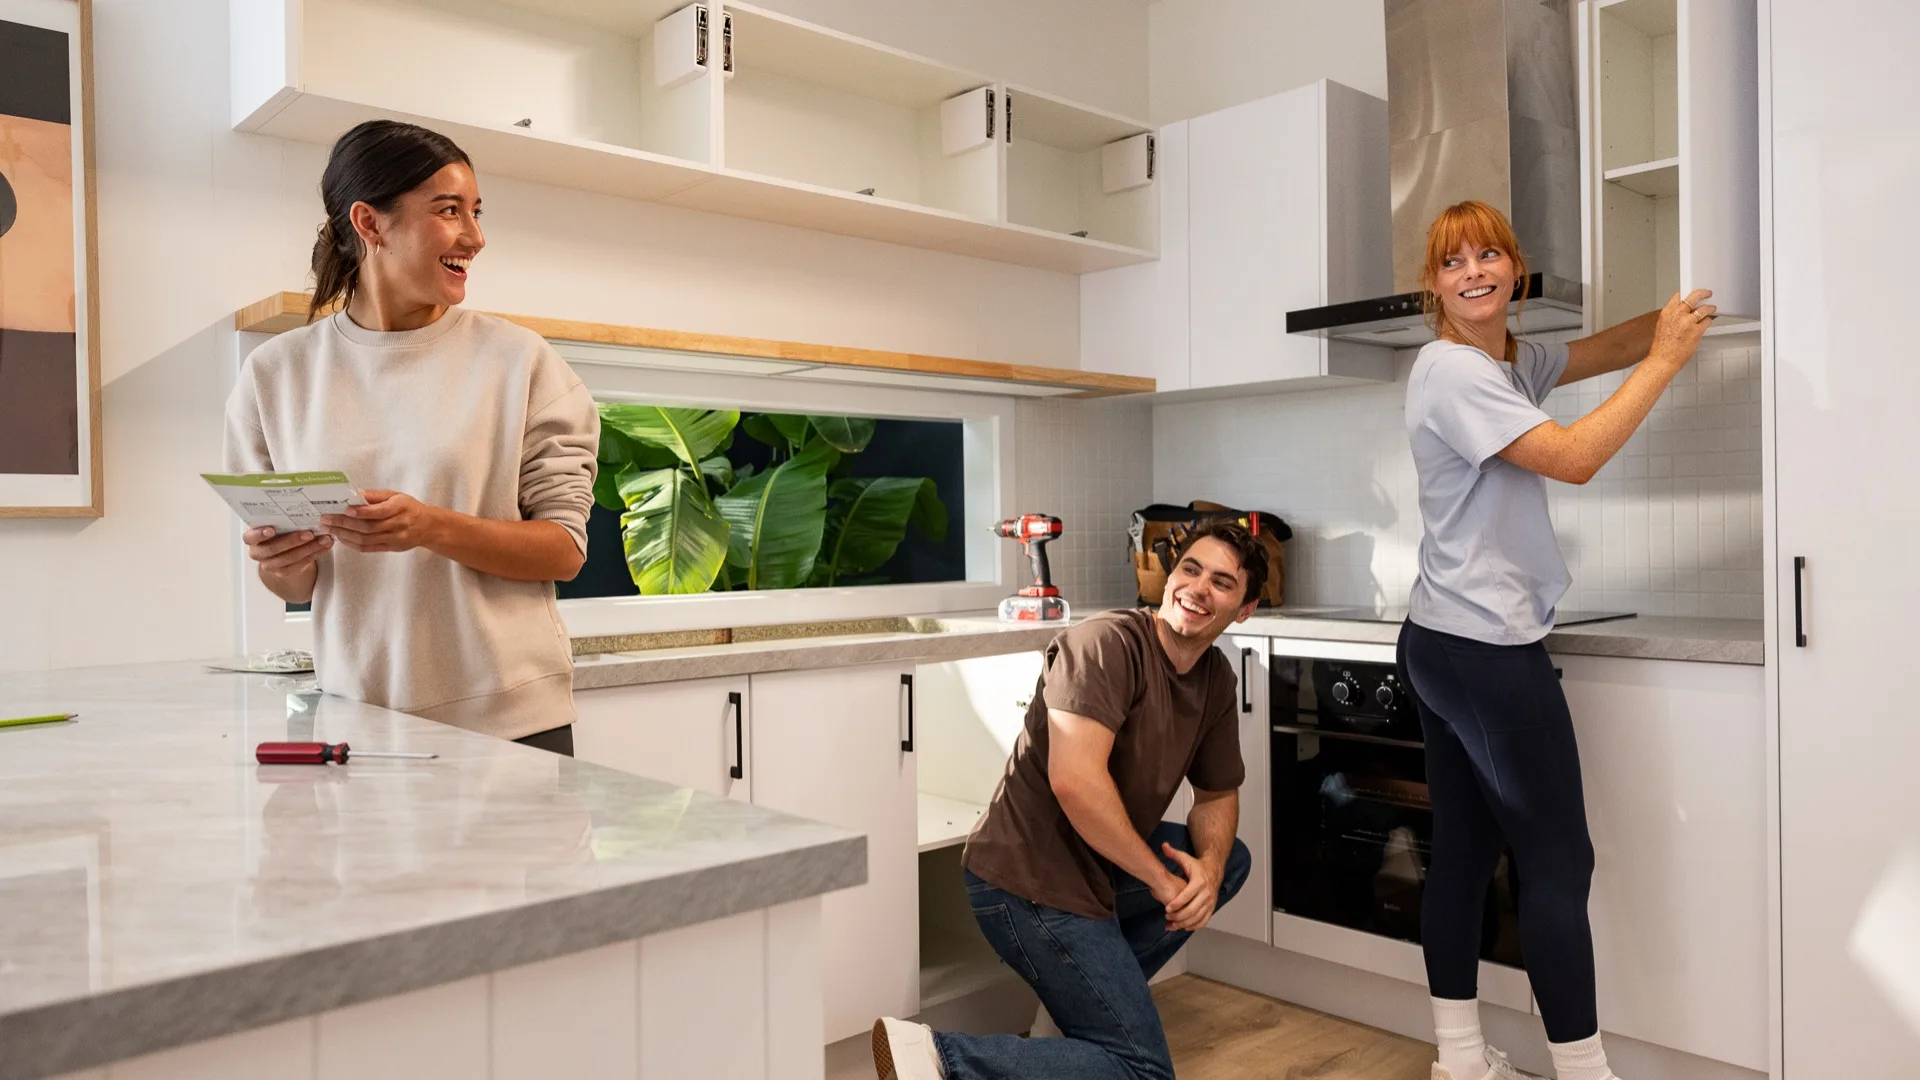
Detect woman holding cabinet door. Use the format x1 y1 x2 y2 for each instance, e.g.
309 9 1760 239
225 120 599 755
1397 200 1715 1080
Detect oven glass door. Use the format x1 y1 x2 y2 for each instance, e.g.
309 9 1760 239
1269 657 1524 969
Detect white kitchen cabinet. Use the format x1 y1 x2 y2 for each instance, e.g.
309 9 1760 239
1080 81 1389 397
574 676 752 802
1580 0 1759 328
1207 635 1271 944
1770 1 1920 1073
227 0 1154 275
1557 654 1768 1072
1079 120 1191 391
1186 80 1393 392
750 662 919 1042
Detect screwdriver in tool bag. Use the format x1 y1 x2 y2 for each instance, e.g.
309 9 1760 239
255 741 438 764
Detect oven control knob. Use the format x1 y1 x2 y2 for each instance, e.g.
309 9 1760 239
1330 679 1354 706
1374 682 1397 709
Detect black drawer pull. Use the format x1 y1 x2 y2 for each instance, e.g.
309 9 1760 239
728 691 744 780
901 673 915 752
1793 556 1808 647
1239 647 1254 713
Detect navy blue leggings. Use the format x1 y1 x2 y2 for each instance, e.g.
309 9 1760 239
1397 620 1598 1044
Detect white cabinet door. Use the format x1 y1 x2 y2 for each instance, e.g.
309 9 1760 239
1676 0 1760 320
1771 2 1920 1073
750 662 918 1042
1207 635 1271 943
1189 84 1325 389
574 677 752 802
1079 120 1191 391
1557 654 1767 1071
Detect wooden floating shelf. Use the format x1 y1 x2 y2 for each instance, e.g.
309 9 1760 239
234 292 1154 399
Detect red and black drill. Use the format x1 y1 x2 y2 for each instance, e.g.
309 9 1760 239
993 514 1070 622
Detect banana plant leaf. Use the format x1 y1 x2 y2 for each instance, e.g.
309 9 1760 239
618 467 731 594
716 441 834 589
599 405 739 466
805 415 877 453
598 422 677 465
767 414 811 449
697 455 733 491
592 463 632 513
814 477 945 586
741 413 811 454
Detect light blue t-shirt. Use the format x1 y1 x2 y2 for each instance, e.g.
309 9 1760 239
1406 338 1572 645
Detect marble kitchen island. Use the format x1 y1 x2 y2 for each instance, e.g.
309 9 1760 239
0 664 864 1080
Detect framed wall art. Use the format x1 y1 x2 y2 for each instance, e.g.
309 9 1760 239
0 0 99 517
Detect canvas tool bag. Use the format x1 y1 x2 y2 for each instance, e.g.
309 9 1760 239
1129 501 1291 608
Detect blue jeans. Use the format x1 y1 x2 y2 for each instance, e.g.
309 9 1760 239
933 821 1252 1080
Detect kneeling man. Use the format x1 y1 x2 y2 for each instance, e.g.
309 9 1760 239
874 523 1266 1080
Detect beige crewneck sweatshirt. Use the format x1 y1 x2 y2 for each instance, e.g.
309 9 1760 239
224 308 600 740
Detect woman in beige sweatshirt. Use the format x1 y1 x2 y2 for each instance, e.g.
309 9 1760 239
224 120 600 754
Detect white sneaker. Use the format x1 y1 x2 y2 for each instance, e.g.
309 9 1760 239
872 1017 945 1080
1432 1045 1549 1080
1029 1004 1062 1038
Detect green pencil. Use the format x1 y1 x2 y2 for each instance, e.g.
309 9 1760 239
0 713 78 729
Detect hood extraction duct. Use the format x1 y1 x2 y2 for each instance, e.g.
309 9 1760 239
1287 0 1585 348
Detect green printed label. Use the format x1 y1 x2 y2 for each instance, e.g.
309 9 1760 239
200 471 353 488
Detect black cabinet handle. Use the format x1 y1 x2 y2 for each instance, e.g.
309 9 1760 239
900 673 915 752
1793 556 1808 647
728 691 744 780
1239 647 1254 713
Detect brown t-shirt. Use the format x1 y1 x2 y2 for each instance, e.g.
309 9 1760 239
961 608 1245 919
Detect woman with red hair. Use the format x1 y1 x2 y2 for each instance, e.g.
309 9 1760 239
1398 200 1716 1080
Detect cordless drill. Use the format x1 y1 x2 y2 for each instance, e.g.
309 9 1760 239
993 514 1070 622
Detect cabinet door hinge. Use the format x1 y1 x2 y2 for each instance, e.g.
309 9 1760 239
694 4 709 68
986 88 996 140
722 11 733 75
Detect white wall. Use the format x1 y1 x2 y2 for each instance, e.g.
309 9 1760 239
1154 335 1764 619
1148 0 1386 123
0 0 1150 672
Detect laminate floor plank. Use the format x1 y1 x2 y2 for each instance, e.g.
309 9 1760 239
1154 974 1435 1080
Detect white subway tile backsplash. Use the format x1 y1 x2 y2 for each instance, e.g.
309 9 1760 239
1152 339 1763 619
1013 397 1155 608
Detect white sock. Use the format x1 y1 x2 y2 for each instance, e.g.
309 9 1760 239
1549 1033 1616 1080
1432 997 1487 1079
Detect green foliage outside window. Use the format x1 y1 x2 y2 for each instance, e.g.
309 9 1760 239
594 405 948 595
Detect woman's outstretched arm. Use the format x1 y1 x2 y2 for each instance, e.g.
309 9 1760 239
1503 290 1716 484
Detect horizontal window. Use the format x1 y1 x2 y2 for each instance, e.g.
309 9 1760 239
558 404 966 601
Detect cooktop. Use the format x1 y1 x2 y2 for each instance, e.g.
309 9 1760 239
1288 607 1636 628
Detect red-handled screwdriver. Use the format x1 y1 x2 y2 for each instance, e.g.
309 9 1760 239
255 741 438 765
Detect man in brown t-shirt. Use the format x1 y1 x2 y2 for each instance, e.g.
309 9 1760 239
873 524 1267 1080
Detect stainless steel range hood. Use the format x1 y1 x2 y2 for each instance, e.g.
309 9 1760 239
1288 0 1584 347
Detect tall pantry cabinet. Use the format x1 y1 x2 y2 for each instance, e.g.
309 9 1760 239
1768 0 1920 1074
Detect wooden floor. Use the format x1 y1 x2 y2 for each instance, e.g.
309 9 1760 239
1155 974 1434 1079
828 974 1435 1079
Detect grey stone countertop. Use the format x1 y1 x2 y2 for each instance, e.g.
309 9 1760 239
1237 611 1765 665
570 611 1093 690
572 610 1762 692
0 663 864 1080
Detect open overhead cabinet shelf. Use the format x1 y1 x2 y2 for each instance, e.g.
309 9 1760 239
230 0 1157 274
234 293 1154 398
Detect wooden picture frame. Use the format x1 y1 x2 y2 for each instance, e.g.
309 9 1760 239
0 0 101 517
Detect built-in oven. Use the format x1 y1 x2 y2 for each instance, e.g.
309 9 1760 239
1269 649 1525 969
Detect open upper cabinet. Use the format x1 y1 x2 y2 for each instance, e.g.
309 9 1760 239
1581 0 1759 329
229 0 1157 274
